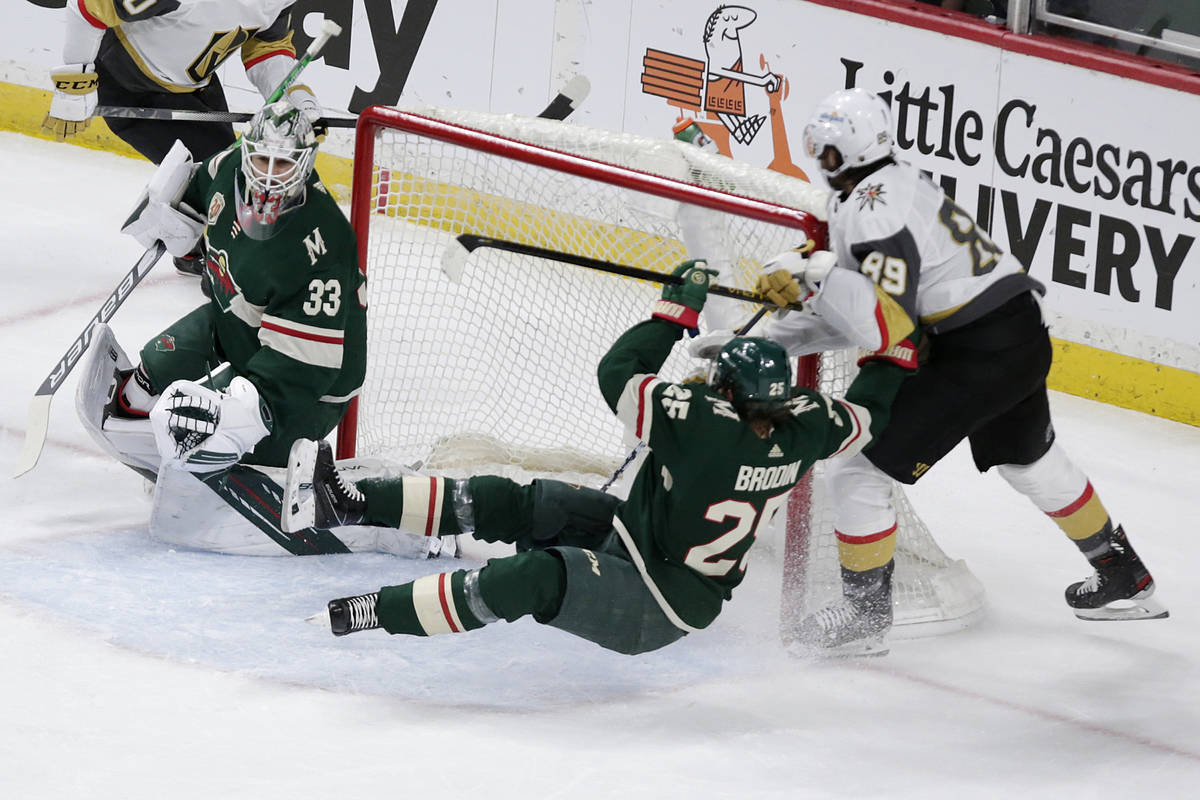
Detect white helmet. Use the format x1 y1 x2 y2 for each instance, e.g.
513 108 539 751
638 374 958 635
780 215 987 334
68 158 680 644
802 88 894 179
235 99 318 240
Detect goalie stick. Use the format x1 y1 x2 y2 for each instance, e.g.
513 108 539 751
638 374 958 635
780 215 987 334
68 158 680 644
11 242 167 478
95 74 590 127
11 22 344 480
447 234 806 310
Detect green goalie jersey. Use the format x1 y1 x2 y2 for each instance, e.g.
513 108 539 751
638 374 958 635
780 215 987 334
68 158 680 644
180 146 366 457
597 319 886 631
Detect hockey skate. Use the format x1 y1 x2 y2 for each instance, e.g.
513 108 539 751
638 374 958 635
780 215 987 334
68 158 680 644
786 595 893 657
283 438 365 532
1066 526 1168 621
308 592 381 636
785 562 894 657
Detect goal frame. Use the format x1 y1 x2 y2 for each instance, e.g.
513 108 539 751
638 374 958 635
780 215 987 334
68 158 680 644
336 104 983 640
337 104 825 460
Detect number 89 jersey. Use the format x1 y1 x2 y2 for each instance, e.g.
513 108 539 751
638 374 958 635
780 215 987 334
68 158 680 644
827 161 1042 335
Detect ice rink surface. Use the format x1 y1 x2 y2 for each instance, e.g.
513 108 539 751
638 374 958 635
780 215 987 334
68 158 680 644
1 132 1198 798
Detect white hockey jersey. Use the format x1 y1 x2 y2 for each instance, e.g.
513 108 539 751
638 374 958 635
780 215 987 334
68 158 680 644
768 161 1042 354
66 0 298 92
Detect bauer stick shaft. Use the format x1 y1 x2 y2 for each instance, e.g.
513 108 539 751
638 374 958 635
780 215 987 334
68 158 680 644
12 242 167 478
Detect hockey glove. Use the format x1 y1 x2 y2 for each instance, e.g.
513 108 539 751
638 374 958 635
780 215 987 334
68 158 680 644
856 328 922 371
287 85 328 141
150 377 273 473
653 260 717 328
42 63 98 141
121 141 205 257
759 248 836 297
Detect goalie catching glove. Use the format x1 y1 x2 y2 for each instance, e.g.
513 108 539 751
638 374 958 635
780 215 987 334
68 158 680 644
653 260 718 329
150 376 273 473
120 140 206 258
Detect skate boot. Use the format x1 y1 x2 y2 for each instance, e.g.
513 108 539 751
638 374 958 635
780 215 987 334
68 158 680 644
1066 526 1168 621
318 592 381 636
787 562 894 657
283 439 366 532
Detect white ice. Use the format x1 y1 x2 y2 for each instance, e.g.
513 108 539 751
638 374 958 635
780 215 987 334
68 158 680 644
1 132 1198 799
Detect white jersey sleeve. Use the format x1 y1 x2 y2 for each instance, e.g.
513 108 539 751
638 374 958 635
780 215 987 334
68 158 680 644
827 162 1042 338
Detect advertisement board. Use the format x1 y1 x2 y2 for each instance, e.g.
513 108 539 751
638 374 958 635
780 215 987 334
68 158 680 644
3 0 1196 420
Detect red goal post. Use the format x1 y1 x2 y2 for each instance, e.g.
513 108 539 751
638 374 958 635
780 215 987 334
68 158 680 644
337 104 984 638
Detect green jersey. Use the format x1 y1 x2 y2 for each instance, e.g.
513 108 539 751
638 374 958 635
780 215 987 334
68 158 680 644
181 147 367 435
597 319 876 630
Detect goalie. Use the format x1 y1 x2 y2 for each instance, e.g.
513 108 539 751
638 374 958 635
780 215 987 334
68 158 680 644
78 99 366 556
748 88 1166 651
280 261 917 655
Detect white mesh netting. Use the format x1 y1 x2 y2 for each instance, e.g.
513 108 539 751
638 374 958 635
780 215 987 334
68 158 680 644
345 105 983 635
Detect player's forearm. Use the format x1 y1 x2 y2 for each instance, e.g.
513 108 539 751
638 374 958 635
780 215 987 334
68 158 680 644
597 319 682 411
810 269 915 352
843 360 910 442
63 3 106 64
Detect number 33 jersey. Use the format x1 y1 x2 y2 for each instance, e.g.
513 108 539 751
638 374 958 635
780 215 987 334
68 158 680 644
182 146 367 424
826 161 1043 336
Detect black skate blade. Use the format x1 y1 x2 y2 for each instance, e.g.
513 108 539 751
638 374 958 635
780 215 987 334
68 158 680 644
1073 597 1170 621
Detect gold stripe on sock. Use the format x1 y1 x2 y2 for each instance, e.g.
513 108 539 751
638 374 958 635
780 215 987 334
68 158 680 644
836 524 898 572
1047 482 1110 541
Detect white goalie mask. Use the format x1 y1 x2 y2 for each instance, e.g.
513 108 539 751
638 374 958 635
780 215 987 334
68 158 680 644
235 99 318 240
802 88 894 180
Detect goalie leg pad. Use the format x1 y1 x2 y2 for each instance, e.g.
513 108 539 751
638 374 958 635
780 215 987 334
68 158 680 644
75 323 160 479
150 463 352 556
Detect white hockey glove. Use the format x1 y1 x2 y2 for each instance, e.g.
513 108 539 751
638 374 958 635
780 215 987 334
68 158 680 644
121 140 205 257
246 55 326 139
758 248 837 298
42 63 98 141
150 377 273 473
286 85 327 139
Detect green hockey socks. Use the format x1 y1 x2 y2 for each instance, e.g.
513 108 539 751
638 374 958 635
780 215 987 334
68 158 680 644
376 552 567 637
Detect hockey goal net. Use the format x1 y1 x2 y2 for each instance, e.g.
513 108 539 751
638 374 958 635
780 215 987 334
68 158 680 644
337 104 984 638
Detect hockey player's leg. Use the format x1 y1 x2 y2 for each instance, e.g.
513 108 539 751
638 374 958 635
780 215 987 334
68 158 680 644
996 443 1168 621
324 551 561 637
284 440 618 551
786 454 897 656
323 546 686 655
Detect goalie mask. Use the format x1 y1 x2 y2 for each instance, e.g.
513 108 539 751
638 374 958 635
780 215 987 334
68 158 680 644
235 100 318 240
708 337 794 422
802 88 894 181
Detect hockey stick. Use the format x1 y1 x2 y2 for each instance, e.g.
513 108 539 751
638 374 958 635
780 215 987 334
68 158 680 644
11 242 167 478
449 234 804 310
96 73 588 127
11 24 345 479
94 106 357 127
